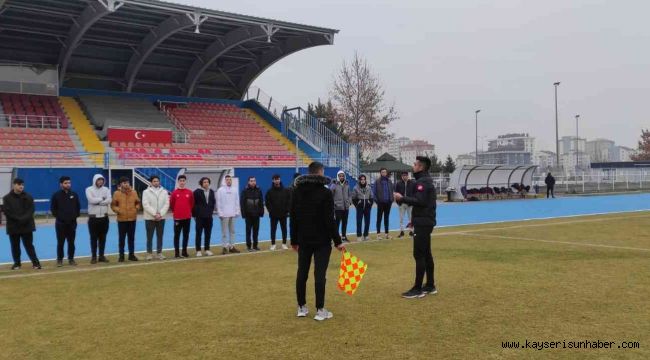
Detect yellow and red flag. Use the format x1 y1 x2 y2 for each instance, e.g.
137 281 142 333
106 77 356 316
337 251 368 296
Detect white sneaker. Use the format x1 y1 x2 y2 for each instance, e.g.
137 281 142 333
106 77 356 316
196 251 203 257
297 305 309 317
314 308 333 321
384 233 391 240
157 253 166 260
146 254 153 261
205 250 214 256
363 236 369 241
270 245 276 251
281 244 289 250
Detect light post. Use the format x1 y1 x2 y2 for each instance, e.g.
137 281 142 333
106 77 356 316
553 82 561 169
575 114 580 174
475 109 481 165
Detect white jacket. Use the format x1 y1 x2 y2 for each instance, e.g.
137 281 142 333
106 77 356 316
216 185 240 218
85 174 111 218
142 185 170 220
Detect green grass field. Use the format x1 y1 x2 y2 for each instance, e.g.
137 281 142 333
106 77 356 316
1 212 648 360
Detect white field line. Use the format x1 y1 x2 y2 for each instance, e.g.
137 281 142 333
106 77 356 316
1 211 649 280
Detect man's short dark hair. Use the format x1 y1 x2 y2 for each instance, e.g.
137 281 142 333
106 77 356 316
272 174 281 180
199 177 210 185
59 176 71 183
380 167 388 173
416 156 432 171
13 178 24 185
308 161 324 175
293 172 301 179
401 171 408 176
225 175 231 178
358 175 366 181
177 175 187 181
248 176 256 181
149 175 160 182
119 176 129 184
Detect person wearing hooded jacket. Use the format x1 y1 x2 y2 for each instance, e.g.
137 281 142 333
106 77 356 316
241 176 264 251
265 174 291 250
142 175 170 260
85 174 111 263
330 170 352 243
291 162 345 321
351 174 374 241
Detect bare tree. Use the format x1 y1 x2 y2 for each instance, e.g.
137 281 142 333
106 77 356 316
330 52 398 153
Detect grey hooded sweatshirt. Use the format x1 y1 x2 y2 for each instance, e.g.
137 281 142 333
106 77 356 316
85 174 112 217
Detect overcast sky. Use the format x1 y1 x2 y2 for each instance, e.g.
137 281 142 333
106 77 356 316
177 0 649 157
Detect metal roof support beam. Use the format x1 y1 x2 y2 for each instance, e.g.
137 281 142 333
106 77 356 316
184 25 270 97
124 13 196 92
237 34 331 98
58 0 120 85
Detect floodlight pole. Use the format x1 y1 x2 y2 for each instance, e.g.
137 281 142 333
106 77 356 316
575 114 580 174
553 82 560 169
475 110 481 165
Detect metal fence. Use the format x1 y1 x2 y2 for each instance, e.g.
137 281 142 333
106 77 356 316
533 172 650 194
1 114 63 128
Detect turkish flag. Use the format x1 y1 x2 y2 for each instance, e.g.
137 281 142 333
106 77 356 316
107 128 173 144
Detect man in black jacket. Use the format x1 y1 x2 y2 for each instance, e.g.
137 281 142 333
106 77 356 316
51 176 81 267
291 162 345 321
241 176 264 251
394 156 437 299
265 174 291 251
545 173 556 198
193 177 216 257
3 178 41 270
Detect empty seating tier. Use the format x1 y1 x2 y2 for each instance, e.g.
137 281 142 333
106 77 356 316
0 128 84 166
0 93 69 129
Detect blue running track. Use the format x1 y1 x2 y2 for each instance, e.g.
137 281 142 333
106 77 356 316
1 193 648 264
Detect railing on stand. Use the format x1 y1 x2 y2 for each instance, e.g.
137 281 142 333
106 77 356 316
134 167 177 191
2 114 63 129
244 86 359 177
158 102 189 144
532 170 650 194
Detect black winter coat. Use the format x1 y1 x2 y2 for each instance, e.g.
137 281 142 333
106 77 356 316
265 184 291 218
290 175 342 247
400 171 437 227
2 191 36 235
193 188 216 218
394 179 415 205
241 186 264 218
50 189 81 224
545 175 556 187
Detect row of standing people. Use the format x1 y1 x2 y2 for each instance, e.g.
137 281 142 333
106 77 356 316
331 168 418 242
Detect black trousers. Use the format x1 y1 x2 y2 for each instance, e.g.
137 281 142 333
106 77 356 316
145 219 165 254
195 217 213 251
413 225 435 289
174 218 191 255
335 210 349 238
296 243 332 309
376 203 392 234
9 233 39 266
270 216 287 245
245 217 260 248
118 221 136 256
547 186 555 198
356 205 372 237
88 217 109 258
55 221 77 260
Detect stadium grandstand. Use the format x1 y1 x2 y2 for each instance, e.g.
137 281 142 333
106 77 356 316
0 0 358 199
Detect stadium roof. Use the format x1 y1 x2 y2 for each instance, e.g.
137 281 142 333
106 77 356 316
0 0 338 99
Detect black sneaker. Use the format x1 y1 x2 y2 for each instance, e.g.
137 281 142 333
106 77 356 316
398 231 405 238
181 252 189 258
342 237 350 243
422 285 437 295
401 287 426 299
32 263 42 270
118 255 125 263
253 247 260 252
229 247 240 254
98 256 109 263
68 259 78 266
56 260 63 267
128 255 139 262
247 248 253 252
11 264 21 270
222 248 228 255
409 231 414 237
90 257 97 264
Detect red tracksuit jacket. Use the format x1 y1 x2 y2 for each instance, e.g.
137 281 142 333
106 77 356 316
170 188 194 220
